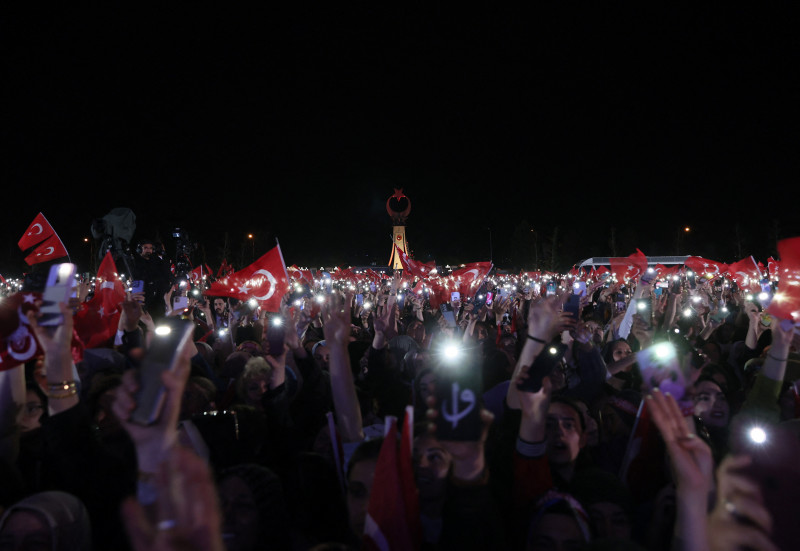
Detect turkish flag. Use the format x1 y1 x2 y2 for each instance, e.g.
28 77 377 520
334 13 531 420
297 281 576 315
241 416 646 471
610 249 648 282
767 237 800 323
23 234 69 266
451 262 492 297
725 256 762 289
0 292 43 371
287 265 314 287
190 264 212 284
394 245 437 278
216 259 234 279
74 252 127 349
331 267 357 285
684 256 727 277
18 213 55 251
768 257 781 279
204 244 290 312
363 410 420 551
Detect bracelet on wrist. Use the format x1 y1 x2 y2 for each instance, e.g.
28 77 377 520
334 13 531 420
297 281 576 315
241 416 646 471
45 381 78 399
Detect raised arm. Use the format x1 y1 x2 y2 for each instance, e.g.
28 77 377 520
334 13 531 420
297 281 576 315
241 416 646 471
322 292 364 442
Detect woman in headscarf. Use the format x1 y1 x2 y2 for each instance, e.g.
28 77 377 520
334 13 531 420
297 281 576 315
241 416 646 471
0 490 91 551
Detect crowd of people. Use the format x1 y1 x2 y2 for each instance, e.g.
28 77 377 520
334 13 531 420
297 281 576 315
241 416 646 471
0 238 798 551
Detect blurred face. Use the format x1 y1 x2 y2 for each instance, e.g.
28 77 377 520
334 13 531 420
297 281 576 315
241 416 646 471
219 475 260 551
575 401 599 447
476 325 489 341
314 345 331 370
140 243 155 258
693 380 730 428
413 434 451 500
527 512 584 551
612 341 632 362
0 510 51 551
347 458 377 537
407 321 426 345
214 299 226 315
418 372 437 404
245 377 269 407
545 402 585 466
20 390 44 433
587 502 631 541
585 321 603 344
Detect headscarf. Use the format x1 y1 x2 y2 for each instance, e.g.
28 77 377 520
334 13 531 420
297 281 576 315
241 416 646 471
0 491 91 551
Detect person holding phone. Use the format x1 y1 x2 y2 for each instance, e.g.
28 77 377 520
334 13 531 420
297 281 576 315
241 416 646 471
132 238 173 319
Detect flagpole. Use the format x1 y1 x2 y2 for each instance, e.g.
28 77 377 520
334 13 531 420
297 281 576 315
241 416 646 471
617 398 645 481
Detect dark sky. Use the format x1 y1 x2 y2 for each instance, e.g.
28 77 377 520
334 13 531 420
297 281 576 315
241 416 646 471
3 7 799 277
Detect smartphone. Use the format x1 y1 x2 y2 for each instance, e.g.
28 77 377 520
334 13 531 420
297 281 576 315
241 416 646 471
130 280 145 295
356 294 364 307
614 293 626 314
671 277 682 295
450 291 461 303
729 419 800 550
572 281 587 297
759 313 773 327
654 287 663 297
546 281 557 296
634 298 652 325
517 342 567 393
39 263 78 326
563 294 581 320
687 271 697 289
131 318 195 425
439 303 457 328
636 342 686 399
173 296 190 311
641 268 656 285
266 317 286 355
435 351 482 441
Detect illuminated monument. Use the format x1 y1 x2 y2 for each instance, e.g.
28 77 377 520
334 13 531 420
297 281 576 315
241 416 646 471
387 188 411 269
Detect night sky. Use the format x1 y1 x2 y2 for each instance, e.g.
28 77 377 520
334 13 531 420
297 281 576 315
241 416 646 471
3 7 799 277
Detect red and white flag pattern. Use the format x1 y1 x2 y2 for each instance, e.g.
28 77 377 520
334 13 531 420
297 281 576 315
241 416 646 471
74 252 127 349
204 244 290 312
363 406 420 551
18 213 55 251
0 292 43 372
609 249 648 282
767 237 800 323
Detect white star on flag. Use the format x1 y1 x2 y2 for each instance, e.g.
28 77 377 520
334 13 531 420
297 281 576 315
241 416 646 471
98 307 105 317
23 294 36 303
238 285 250 294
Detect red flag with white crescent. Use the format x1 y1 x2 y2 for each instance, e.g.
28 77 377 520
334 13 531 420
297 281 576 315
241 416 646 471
725 256 761 289
684 256 727 277
450 262 492 298
609 249 648 283
204 244 290 312
18 212 55 251
0 292 43 371
23 234 69 266
74 252 127 349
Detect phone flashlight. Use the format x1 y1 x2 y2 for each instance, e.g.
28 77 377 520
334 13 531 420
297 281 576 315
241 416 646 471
683 308 694 317
248 298 258 309
748 426 767 445
271 317 283 327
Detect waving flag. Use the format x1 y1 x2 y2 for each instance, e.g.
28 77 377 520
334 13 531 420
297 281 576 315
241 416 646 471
190 264 213 284
18 213 55 251
363 407 420 551
394 245 437 278
451 262 492 297
0 292 43 371
726 256 761 289
216 259 234 279
768 257 781 280
610 249 648 283
74 252 127 349
684 256 727 277
287 265 314 287
204 244 290 311
23 234 69 266
767 237 800 323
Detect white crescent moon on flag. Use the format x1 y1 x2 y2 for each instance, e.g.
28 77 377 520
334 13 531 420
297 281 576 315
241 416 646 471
28 223 43 236
39 247 54 256
8 326 37 361
17 307 31 326
252 269 278 300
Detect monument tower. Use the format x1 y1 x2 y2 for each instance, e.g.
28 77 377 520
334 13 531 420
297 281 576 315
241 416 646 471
387 188 411 270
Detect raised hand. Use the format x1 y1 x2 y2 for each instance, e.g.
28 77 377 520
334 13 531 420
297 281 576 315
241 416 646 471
647 389 713 496
121 446 225 551
708 455 777 551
